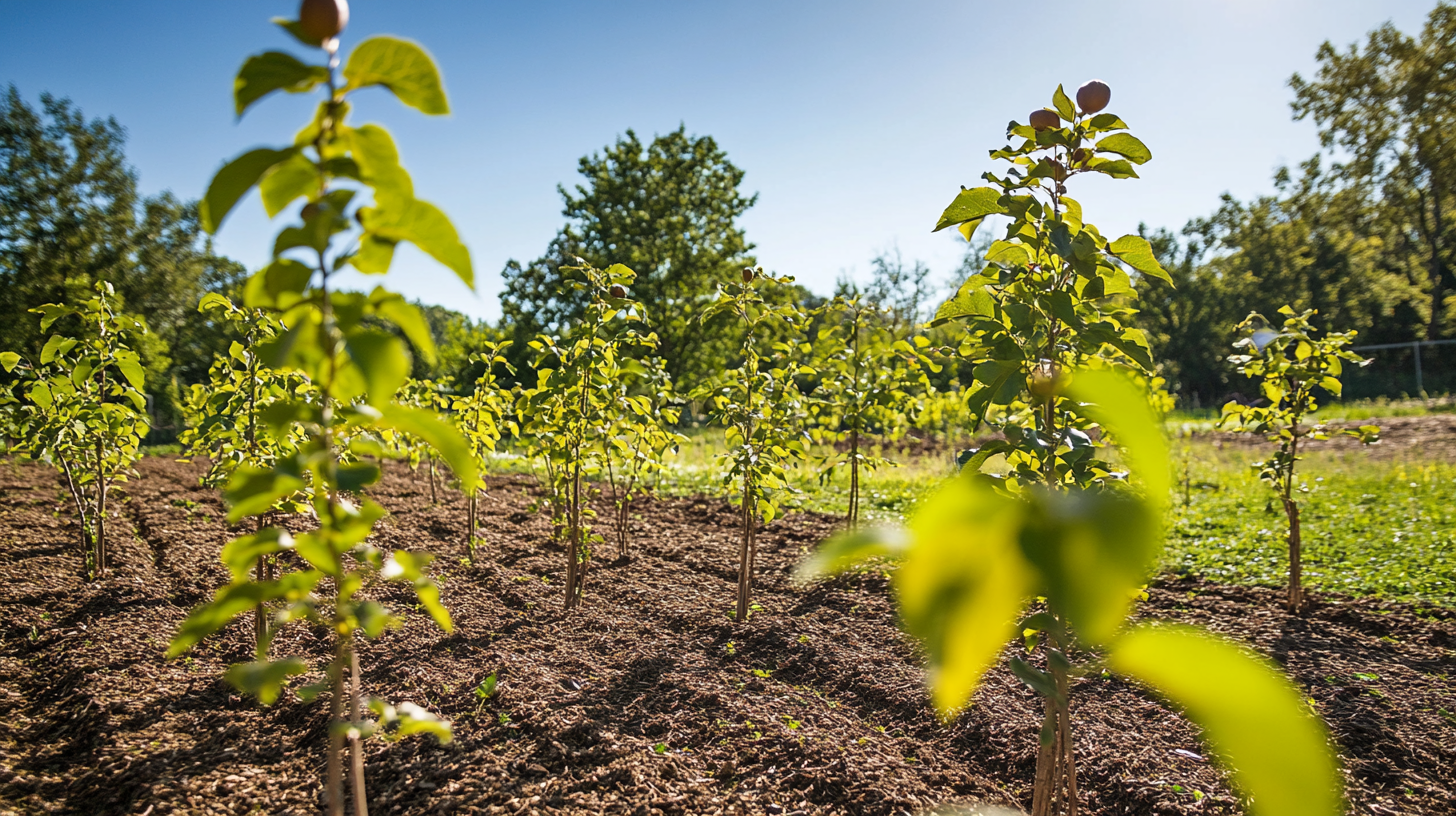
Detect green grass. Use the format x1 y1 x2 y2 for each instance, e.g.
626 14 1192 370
643 428 1455 607
479 421 1453 607
1166 444 1456 606
1167 395 1456 424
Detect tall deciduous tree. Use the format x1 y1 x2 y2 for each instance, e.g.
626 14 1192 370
0 86 245 416
501 126 758 388
1290 2 1456 340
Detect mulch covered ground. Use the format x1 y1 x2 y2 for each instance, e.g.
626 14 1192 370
0 456 1451 815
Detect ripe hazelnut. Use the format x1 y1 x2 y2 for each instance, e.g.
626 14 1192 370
301 202 321 221
609 285 626 299
1071 148 1089 165
299 0 349 44
742 267 755 283
1076 80 1111 114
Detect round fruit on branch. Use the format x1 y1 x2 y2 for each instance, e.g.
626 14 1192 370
1029 109 1060 131
1076 80 1110 114
299 0 349 44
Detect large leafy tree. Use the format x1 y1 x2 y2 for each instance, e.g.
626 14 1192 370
501 126 758 388
1290 1 1456 340
0 86 245 411
1139 160 1425 404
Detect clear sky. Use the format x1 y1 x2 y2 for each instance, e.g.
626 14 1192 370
1 1 1437 322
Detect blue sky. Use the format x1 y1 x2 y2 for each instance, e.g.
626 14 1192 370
1 1 1436 322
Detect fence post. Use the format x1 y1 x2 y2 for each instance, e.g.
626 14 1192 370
1414 341 1424 397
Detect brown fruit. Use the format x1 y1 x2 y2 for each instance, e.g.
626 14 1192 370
1076 80 1111 114
300 202 321 221
1049 160 1068 182
299 0 349 44
742 267 755 283
609 285 626 299
1028 109 1060 131
1071 147 1089 166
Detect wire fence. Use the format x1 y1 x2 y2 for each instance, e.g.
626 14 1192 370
1345 339 1456 400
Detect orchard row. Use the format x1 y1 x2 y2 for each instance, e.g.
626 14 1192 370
0 3 1374 814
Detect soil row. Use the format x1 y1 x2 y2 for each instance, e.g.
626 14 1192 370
0 456 1451 815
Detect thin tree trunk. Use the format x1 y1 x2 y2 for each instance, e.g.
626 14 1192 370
349 646 367 816
1285 497 1303 613
736 469 753 622
467 493 476 559
1031 696 1058 816
427 454 437 504
95 440 107 576
848 426 860 530
58 457 92 573
327 644 345 816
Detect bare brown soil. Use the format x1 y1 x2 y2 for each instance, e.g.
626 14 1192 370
1194 413 1456 460
0 456 1452 815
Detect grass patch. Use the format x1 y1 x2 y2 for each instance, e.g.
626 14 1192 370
1166 443 1456 606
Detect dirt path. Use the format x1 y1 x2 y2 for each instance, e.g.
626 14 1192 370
1193 413 1456 460
0 457 1451 815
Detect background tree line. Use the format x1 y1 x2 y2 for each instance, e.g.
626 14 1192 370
5 2 1455 425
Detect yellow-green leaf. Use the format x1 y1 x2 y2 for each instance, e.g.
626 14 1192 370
343 37 450 115
1108 625 1340 816
896 478 1032 714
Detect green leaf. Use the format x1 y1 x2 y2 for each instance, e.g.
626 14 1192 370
377 406 479 492
168 571 322 657
934 280 996 324
224 461 306 523
1018 488 1158 646
985 240 1031 269
344 329 411 407
201 148 297 234
382 551 452 632
795 527 908 583
113 357 145 391
1086 158 1140 179
27 381 52 410
388 701 453 744
359 198 473 289
32 303 72 332
933 187 1006 234
1066 369 1169 502
0 352 19 373
351 600 394 638
1107 235 1172 284
1051 84 1075 121
337 462 383 493
346 124 414 202
343 37 450 115
39 335 66 365
370 290 436 365
351 234 397 274
243 259 314 309
221 527 293 582
259 152 318 218
1108 625 1341 816
1095 133 1152 165
226 658 308 705
234 51 330 117
896 478 1033 714
1319 376 1342 396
